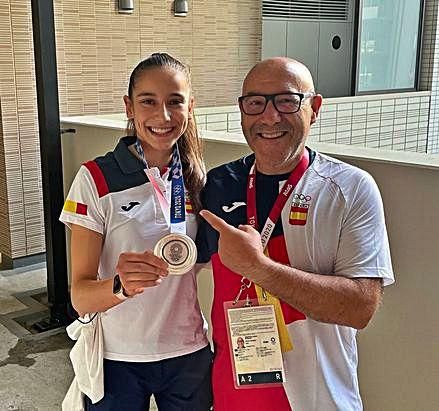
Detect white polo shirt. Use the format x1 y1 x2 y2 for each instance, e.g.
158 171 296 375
60 136 208 362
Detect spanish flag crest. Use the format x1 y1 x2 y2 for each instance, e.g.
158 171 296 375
185 198 193 214
63 200 88 216
289 193 311 226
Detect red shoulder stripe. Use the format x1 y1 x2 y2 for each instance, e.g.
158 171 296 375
83 161 109 197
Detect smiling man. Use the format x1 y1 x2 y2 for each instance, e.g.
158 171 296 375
196 58 394 411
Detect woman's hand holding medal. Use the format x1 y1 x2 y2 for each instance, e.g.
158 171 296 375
115 250 169 296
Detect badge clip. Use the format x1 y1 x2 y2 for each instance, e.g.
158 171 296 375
233 277 252 305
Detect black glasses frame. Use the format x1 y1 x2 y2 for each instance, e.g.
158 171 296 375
238 92 315 115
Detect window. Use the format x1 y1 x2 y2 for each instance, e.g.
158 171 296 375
356 0 424 94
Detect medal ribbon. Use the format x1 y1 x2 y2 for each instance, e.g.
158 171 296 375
134 139 187 235
246 149 309 353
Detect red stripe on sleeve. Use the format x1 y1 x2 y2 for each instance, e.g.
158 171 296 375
83 161 109 197
75 202 88 216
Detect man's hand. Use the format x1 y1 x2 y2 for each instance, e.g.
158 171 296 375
200 210 266 277
115 250 169 296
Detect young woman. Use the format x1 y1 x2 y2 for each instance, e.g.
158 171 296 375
60 53 211 410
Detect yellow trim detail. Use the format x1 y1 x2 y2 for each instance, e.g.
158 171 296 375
63 200 77 213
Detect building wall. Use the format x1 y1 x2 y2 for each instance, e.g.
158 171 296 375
0 0 261 260
0 101 11 258
54 0 261 115
0 0 43 260
421 0 439 153
310 92 430 152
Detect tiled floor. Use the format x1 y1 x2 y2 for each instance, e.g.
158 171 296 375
0 263 158 410
0 263 74 410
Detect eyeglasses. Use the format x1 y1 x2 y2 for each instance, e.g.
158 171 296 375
238 92 315 115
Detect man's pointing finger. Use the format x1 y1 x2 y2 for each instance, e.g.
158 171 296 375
200 210 231 233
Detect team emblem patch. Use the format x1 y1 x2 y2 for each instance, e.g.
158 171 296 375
63 200 88 216
289 193 311 226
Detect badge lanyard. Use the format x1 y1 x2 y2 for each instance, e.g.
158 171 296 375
243 149 310 352
134 139 187 235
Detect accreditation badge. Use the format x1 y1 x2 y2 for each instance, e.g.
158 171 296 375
224 300 285 389
154 233 197 275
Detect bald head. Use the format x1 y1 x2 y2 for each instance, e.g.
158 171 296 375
238 57 322 174
243 57 315 95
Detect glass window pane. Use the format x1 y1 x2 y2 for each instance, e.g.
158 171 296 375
357 0 422 93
